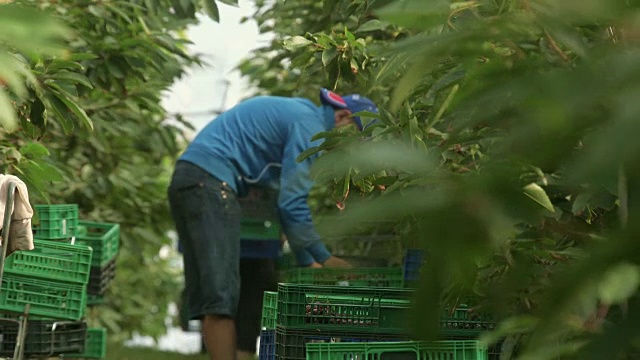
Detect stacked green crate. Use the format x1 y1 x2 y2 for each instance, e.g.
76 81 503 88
75 221 120 268
267 282 497 360
262 264 408 359
261 291 278 330
1 239 92 320
306 340 488 360
266 283 414 359
280 267 404 287
75 221 120 305
0 231 94 357
32 204 79 240
23 204 116 358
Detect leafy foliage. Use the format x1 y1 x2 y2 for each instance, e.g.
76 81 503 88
0 0 235 340
240 0 640 358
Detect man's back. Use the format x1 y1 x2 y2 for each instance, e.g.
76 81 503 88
179 96 334 195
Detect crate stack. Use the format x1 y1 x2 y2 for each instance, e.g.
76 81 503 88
27 204 113 359
74 221 120 306
258 251 496 360
0 204 89 357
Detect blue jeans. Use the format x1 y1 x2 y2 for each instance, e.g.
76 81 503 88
168 160 241 319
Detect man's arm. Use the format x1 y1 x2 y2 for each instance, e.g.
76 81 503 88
278 122 333 266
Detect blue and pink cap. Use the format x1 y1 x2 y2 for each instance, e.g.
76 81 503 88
319 88 379 130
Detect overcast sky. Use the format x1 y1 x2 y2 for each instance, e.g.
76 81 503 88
161 0 273 133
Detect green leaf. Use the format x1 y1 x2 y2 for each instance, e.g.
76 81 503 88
50 89 94 131
597 262 640 306
311 131 347 142
356 19 389 32
523 183 555 213
50 70 93 89
202 0 220 22
571 193 591 215
391 58 438 112
283 36 313 51
47 60 84 73
20 142 50 158
44 93 73 134
321 48 338 67
344 27 355 42
0 90 18 132
296 146 322 163
0 52 29 97
21 159 65 183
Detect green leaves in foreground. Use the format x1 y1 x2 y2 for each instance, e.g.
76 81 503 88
0 3 71 131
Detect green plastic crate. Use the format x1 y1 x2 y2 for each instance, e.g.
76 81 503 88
440 305 496 337
75 221 120 267
306 340 488 360
0 273 86 320
66 328 107 359
276 283 413 333
241 218 280 240
274 326 405 360
5 239 93 285
280 267 404 287
33 204 79 240
261 291 278 329
0 317 87 356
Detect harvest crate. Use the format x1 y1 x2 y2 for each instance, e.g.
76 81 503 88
75 221 120 267
276 283 413 333
259 329 275 360
241 218 280 241
274 326 404 360
0 274 86 320
33 204 79 240
305 340 488 360
66 328 107 359
0 317 86 356
4 239 93 285
280 267 404 287
262 291 278 330
440 305 496 337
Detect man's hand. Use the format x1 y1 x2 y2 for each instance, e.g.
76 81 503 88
322 256 352 269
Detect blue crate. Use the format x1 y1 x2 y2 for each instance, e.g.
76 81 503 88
241 239 281 259
259 329 275 360
403 248 425 284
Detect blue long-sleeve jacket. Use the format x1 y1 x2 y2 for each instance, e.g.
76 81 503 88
179 96 335 266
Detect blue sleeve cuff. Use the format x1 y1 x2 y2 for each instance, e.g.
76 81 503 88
306 242 331 264
291 247 315 267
